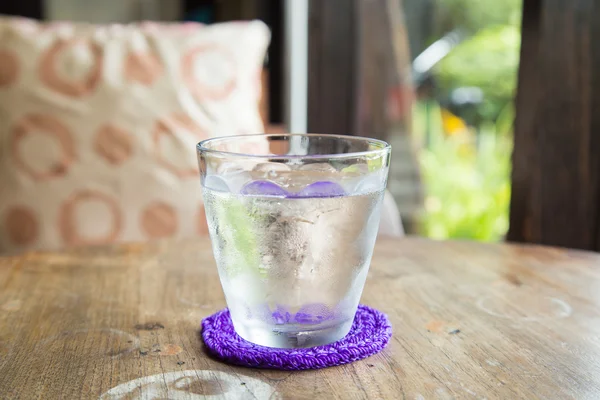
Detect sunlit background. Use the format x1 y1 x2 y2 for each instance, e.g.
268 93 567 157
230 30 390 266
1 0 524 243
406 0 521 241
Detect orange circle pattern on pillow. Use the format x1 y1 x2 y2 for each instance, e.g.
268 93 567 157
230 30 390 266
140 201 178 239
39 39 103 98
182 45 237 101
94 124 134 165
153 113 210 177
59 190 123 246
11 113 75 181
124 51 163 86
4 206 39 246
0 49 19 87
0 17 270 252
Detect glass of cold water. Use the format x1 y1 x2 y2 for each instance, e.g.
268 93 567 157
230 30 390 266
197 134 390 348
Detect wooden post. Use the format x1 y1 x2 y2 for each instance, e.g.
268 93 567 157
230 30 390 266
307 0 421 232
307 0 358 135
509 0 600 250
307 0 413 140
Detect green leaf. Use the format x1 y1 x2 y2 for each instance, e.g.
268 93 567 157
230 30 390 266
216 196 261 276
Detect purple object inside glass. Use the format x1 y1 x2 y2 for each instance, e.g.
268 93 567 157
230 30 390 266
240 180 288 197
293 303 335 324
271 305 293 325
293 181 346 198
240 180 346 198
268 303 335 325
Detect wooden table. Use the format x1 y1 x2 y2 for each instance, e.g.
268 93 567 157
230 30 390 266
1 238 600 399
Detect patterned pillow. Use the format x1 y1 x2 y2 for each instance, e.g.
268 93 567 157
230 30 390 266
0 17 270 253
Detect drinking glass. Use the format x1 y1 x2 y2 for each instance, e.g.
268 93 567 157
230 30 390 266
197 134 391 348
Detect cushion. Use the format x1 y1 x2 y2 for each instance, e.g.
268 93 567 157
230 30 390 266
0 16 270 253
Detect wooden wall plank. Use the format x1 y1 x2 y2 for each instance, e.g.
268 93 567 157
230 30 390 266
509 0 600 250
307 0 358 135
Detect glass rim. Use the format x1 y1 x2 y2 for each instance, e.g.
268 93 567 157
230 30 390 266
196 133 391 160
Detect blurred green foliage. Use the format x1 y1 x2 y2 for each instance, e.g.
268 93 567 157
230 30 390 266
413 0 521 241
434 0 522 34
435 25 521 121
415 103 512 241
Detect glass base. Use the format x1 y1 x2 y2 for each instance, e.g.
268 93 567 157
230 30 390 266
234 319 354 348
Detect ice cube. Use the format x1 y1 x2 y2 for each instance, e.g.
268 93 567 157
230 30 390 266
252 162 292 173
298 162 337 172
341 164 369 175
251 162 293 182
222 170 253 193
353 170 385 194
340 164 369 193
289 163 342 193
203 175 229 192
216 160 259 175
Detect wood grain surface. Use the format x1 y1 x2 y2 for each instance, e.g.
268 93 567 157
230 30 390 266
1 237 600 399
509 0 600 251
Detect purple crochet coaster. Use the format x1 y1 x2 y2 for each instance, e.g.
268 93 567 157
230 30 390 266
201 304 392 370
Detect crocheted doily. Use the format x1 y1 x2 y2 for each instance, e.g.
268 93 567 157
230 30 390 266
201 304 392 370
